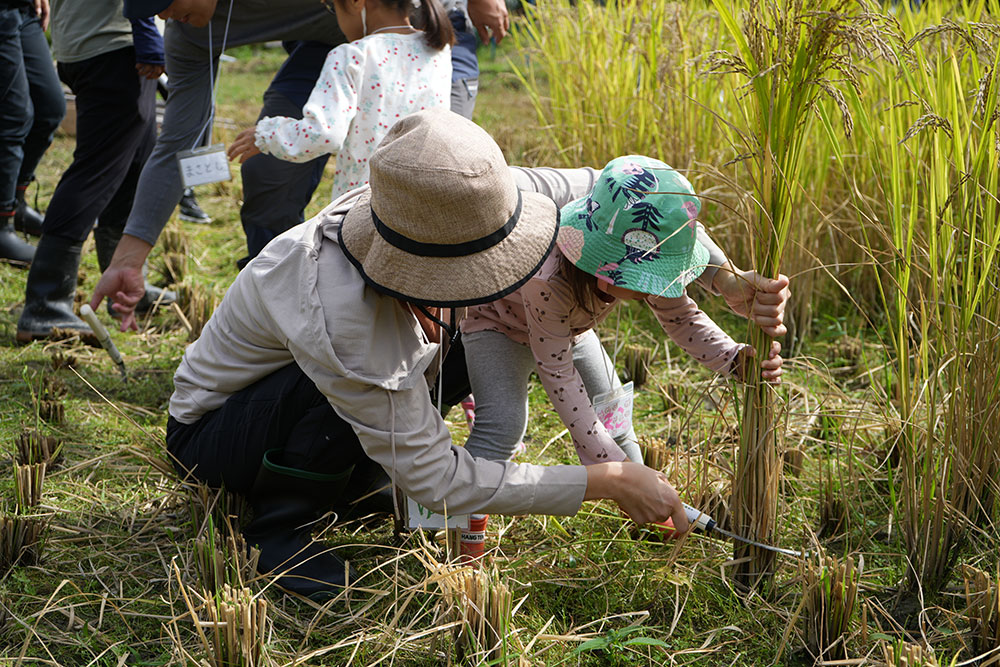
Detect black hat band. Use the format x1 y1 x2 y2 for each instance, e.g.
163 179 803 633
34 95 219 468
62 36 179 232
370 191 522 258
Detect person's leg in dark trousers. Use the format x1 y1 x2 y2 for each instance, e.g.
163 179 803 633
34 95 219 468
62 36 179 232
17 47 155 342
0 7 38 264
166 345 473 596
238 42 330 268
167 363 365 599
16 8 64 192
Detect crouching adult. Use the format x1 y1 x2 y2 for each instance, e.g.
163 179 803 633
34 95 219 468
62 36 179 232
165 109 694 600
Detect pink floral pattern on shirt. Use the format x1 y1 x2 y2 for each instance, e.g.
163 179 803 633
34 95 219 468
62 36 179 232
462 246 746 465
254 33 451 200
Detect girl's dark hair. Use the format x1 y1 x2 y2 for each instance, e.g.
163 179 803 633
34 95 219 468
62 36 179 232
561 255 600 317
403 0 455 50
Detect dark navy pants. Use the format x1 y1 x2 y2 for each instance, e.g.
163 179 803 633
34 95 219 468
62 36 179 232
239 41 330 263
166 336 471 492
41 46 157 241
0 6 64 211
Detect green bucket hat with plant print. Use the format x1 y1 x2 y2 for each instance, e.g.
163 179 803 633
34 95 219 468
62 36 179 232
556 155 710 298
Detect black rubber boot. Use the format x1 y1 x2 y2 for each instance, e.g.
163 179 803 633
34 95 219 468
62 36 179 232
334 458 396 524
14 185 43 237
16 234 96 345
243 449 358 601
0 214 35 266
94 224 176 313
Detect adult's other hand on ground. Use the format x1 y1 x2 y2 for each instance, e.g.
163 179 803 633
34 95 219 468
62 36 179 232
90 235 152 332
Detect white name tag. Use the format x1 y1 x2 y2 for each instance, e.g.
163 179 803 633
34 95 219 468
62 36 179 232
177 143 231 187
407 496 469 530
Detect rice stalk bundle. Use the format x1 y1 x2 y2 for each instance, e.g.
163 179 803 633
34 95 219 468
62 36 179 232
15 430 63 467
818 464 846 539
639 436 670 472
186 483 249 536
709 0 887 592
200 585 269 667
439 564 513 665
158 252 188 286
38 399 64 424
961 564 1000 659
13 463 45 510
48 350 77 370
882 641 941 667
159 224 191 256
801 552 861 662
0 513 47 573
193 520 260 594
176 282 218 342
622 344 654 389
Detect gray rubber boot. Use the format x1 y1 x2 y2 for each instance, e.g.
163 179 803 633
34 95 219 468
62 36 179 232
16 234 96 344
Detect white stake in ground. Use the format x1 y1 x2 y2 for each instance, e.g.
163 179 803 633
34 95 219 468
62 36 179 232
79 305 127 381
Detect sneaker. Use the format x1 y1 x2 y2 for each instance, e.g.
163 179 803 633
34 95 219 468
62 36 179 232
178 188 211 224
460 395 476 428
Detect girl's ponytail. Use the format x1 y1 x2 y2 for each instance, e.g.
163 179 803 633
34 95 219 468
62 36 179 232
413 0 454 50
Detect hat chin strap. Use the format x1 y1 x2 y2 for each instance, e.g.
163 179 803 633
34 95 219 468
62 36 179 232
416 305 458 344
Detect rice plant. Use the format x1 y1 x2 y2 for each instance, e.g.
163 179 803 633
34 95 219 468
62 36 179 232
882 641 952 667
440 565 514 665
708 0 887 591
192 515 260 595
801 551 862 662
176 281 218 341
961 564 1000 660
15 430 63 467
0 512 47 573
838 9 1000 593
510 0 727 167
622 343 654 389
13 463 45 509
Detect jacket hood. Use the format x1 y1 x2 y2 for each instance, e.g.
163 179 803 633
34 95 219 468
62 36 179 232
247 195 440 392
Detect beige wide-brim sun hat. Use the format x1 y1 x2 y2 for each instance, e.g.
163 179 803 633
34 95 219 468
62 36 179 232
339 108 558 307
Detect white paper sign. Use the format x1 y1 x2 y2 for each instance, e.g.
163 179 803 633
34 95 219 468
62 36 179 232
177 143 231 187
593 381 635 438
407 496 469 530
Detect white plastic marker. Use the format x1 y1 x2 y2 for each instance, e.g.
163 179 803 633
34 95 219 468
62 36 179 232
79 304 127 381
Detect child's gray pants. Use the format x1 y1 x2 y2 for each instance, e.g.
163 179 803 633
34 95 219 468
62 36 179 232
462 329 642 464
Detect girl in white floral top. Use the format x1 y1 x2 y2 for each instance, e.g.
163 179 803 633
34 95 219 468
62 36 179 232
228 0 453 200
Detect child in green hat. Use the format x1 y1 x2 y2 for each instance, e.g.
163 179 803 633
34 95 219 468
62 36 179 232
457 155 786 558
462 155 784 462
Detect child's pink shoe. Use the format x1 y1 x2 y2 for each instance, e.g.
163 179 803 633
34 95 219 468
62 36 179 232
460 395 476 429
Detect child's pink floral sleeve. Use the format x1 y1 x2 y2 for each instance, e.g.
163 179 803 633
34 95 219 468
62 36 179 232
254 43 362 163
521 277 628 466
646 292 748 376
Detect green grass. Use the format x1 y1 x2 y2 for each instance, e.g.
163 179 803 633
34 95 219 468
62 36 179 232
0 20 997 667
